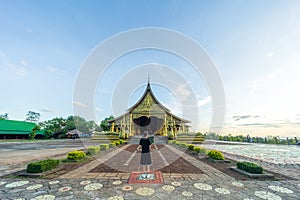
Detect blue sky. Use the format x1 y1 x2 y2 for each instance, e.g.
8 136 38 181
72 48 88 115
1 0 300 136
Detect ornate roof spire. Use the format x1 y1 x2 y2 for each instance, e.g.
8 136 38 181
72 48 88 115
147 74 151 89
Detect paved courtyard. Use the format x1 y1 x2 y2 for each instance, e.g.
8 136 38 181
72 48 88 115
0 140 87 177
0 143 299 199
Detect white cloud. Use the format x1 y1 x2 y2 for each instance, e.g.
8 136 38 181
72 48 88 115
197 96 211 107
46 66 65 75
267 52 274 57
96 107 102 112
40 108 55 113
73 101 88 108
19 60 27 66
46 66 57 73
175 82 191 100
15 67 27 76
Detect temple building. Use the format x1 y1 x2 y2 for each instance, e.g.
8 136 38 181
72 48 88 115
108 81 190 136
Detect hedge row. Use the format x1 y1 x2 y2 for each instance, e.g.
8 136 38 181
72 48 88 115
67 150 86 160
27 159 59 173
169 140 207 155
237 161 263 174
87 140 126 155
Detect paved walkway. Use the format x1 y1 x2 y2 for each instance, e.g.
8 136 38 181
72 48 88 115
0 144 299 199
0 140 88 177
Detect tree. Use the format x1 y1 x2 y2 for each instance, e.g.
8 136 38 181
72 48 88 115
0 113 8 120
40 117 66 134
28 125 41 140
100 115 114 131
73 116 89 133
26 111 40 122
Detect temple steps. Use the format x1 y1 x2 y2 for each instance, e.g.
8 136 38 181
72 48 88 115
128 135 168 144
90 134 119 143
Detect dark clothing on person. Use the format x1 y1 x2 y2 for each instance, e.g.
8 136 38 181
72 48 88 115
139 138 151 153
139 137 152 166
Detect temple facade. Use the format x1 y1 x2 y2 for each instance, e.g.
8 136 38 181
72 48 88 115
108 81 190 136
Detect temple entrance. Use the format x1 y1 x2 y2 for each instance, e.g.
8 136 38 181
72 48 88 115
133 116 164 135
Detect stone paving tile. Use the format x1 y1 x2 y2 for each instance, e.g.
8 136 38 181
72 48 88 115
1 178 299 199
59 145 129 179
1 144 300 199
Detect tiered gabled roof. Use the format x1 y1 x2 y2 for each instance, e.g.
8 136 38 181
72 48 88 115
109 81 190 123
127 81 170 113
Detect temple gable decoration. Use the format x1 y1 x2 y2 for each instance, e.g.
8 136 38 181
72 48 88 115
108 81 190 136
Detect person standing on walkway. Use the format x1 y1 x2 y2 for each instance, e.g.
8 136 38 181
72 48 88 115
136 131 154 173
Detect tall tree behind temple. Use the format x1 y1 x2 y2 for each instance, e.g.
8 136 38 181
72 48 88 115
100 115 114 131
26 111 40 122
0 113 8 120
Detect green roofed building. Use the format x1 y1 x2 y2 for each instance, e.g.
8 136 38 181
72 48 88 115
0 120 44 139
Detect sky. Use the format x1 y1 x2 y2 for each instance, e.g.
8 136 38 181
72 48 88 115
0 0 300 137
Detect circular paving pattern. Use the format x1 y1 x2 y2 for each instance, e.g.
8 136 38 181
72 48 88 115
162 185 175 192
136 187 155 196
5 180 29 188
182 191 193 197
112 180 122 185
215 188 230 194
121 185 133 191
31 194 56 200
232 182 244 187
14 198 25 200
254 191 282 200
171 181 181 187
26 184 43 190
107 196 124 200
84 183 103 191
49 181 59 184
80 180 91 185
268 185 294 194
194 183 213 190
58 186 72 192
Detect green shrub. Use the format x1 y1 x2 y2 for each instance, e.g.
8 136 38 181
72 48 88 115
67 150 86 160
194 146 207 154
109 143 116 148
87 146 100 154
100 144 109 150
119 139 125 144
119 132 125 139
207 150 224 160
179 143 186 148
188 144 195 151
113 141 120 146
27 159 59 173
237 162 263 174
